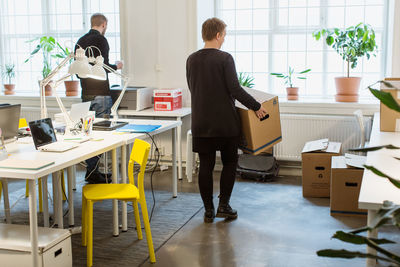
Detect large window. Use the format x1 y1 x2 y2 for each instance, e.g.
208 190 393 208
0 0 120 94
216 0 388 98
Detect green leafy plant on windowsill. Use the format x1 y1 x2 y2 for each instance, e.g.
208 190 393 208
238 72 255 88
2 63 15 85
317 80 400 265
270 67 311 88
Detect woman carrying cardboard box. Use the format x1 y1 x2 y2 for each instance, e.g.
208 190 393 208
186 17 267 223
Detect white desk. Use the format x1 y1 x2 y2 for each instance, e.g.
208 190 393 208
118 107 191 180
358 113 400 266
1 134 124 267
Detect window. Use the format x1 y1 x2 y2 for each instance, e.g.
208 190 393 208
0 0 120 94
216 0 388 98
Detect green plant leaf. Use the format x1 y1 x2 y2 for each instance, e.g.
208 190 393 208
326 36 334 46
299 69 311 74
369 88 400 112
317 249 395 262
333 231 395 245
364 165 400 189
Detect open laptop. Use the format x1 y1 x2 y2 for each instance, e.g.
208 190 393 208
69 102 91 124
29 118 78 152
0 104 21 143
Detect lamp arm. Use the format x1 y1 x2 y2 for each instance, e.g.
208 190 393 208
39 54 74 119
101 64 130 121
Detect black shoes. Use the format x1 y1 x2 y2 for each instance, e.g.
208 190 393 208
204 208 215 223
85 170 112 184
216 203 238 220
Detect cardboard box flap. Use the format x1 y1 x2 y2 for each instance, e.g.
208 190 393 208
344 153 366 169
381 78 400 99
324 142 341 153
302 138 329 153
235 87 275 110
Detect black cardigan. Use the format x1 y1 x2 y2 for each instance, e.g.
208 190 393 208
186 49 261 138
75 29 117 97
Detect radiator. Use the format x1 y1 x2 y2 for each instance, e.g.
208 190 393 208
274 114 372 161
20 107 61 122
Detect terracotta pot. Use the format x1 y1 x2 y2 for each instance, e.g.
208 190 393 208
44 84 52 96
335 94 359 102
4 84 15 95
286 87 299 100
64 80 79 96
334 77 361 95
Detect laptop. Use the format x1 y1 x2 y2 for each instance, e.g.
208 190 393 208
92 120 128 131
69 102 91 124
29 118 78 152
0 104 21 143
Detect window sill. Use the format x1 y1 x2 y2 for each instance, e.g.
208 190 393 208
278 96 380 116
0 94 82 108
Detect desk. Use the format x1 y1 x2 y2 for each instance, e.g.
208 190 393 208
118 107 191 181
358 113 400 266
0 119 181 266
1 135 124 267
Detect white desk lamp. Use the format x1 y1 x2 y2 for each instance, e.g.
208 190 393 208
39 46 129 134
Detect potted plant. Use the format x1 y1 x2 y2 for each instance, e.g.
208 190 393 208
270 67 311 100
25 36 60 96
313 23 378 102
238 72 255 88
2 63 15 95
55 44 79 96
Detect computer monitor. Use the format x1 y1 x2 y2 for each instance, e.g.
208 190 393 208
0 104 21 142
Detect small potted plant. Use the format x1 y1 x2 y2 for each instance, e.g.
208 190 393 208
313 23 378 102
55 44 79 96
2 63 16 95
270 67 311 100
25 36 59 96
238 72 255 89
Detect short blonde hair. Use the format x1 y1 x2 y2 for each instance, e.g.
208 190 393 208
91 13 107 27
202 17 227 41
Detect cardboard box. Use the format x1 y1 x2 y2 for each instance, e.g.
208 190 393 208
110 86 154 111
301 139 341 197
380 78 400 132
330 155 367 217
153 88 182 111
236 88 282 155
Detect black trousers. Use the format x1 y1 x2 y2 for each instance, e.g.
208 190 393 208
194 137 239 210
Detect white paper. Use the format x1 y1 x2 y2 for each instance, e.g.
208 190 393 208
235 87 275 109
302 138 329 153
344 153 367 169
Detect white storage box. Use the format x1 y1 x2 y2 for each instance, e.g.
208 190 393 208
0 224 72 267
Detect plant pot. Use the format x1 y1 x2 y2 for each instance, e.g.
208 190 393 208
4 84 15 95
38 81 53 96
64 80 79 97
334 77 361 102
286 87 299 100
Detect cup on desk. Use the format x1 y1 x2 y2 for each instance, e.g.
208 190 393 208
82 114 95 136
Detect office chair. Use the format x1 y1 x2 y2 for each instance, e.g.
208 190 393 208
81 139 155 266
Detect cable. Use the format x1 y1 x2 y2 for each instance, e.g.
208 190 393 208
144 132 160 223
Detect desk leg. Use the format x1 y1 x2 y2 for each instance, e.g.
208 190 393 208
177 117 182 180
366 209 378 267
72 166 76 191
53 171 63 229
172 127 177 198
52 173 58 226
2 179 11 223
28 180 39 267
67 166 74 227
121 145 128 232
112 148 119 236
41 176 49 227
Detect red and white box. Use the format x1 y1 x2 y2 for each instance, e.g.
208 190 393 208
153 88 182 111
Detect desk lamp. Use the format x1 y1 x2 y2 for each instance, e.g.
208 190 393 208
39 46 129 134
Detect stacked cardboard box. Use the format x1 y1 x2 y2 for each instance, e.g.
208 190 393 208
380 78 400 132
330 155 367 217
153 88 182 111
301 139 341 197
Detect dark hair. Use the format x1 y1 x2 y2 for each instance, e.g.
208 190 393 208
90 13 108 27
201 17 227 41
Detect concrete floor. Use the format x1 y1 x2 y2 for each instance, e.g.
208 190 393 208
3 165 399 267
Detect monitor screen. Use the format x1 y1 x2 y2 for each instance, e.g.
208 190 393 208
29 118 57 148
0 104 21 141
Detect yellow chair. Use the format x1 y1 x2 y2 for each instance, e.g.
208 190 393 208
81 139 155 266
